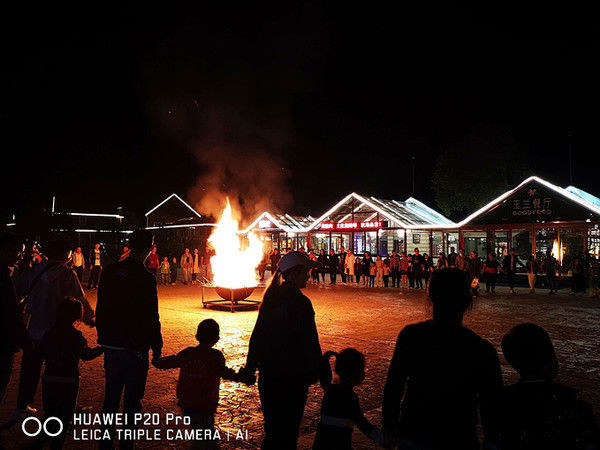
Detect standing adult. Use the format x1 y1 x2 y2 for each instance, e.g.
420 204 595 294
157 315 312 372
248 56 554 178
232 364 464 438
389 251 401 288
180 248 193 285
146 246 160 280
483 253 503 294
382 269 502 449
87 243 104 289
544 249 559 295
344 250 356 284
0 234 31 403
242 251 322 449
455 248 468 272
503 248 524 294
201 246 213 282
399 252 409 288
192 248 201 284
13 239 94 420
318 250 328 283
328 249 338 285
72 247 86 283
526 255 539 294
339 247 347 284
412 248 424 289
570 255 586 295
96 230 162 450
375 255 384 287
447 247 458 268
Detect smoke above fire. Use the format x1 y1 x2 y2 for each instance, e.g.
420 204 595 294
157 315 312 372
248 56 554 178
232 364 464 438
186 101 294 225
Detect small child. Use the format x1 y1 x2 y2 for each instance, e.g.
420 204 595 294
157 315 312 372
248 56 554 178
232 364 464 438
35 297 104 449
152 319 247 449
159 257 170 285
170 257 179 284
313 348 383 449
501 323 599 449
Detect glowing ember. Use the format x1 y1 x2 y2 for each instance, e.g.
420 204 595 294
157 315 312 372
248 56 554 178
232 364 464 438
209 199 263 288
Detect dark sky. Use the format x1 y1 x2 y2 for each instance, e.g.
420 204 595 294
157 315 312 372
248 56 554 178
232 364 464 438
2 4 599 222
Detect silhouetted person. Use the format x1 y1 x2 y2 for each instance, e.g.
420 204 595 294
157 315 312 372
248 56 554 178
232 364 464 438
153 319 247 450
544 250 559 294
483 253 503 294
328 249 338 284
382 268 503 449
13 239 94 421
32 298 103 449
0 234 31 403
96 229 162 450
503 248 524 294
500 323 599 450
313 349 383 449
241 251 322 449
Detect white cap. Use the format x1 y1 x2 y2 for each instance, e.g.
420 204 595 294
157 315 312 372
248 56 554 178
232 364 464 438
278 251 320 272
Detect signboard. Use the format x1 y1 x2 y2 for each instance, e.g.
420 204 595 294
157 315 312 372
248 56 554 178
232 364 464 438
468 180 600 225
320 221 387 231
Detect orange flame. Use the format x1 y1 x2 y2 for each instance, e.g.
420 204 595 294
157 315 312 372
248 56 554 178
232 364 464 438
208 199 264 288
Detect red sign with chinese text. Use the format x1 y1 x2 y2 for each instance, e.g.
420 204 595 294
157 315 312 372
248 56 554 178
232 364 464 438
320 221 386 231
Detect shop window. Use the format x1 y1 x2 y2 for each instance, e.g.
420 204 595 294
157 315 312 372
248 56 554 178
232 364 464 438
432 232 443 261
445 232 459 255
589 225 600 259
494 231 509 259
535 228 558 263
463 231 487 257
511 229 532 265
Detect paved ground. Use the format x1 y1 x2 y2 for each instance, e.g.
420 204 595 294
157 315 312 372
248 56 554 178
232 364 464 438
1 282 599 449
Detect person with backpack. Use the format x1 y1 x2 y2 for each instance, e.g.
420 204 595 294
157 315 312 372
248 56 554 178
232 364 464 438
12 239 95 422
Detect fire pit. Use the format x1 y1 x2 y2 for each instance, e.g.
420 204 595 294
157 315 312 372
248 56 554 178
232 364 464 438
200 198 264 312
215 286 256 302
201 284 261 312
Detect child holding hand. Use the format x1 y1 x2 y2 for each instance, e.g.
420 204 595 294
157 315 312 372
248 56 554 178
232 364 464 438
152 319 251 449
313 348 384 449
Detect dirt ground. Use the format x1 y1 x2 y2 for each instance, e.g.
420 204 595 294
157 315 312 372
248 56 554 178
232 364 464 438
1 282 599 449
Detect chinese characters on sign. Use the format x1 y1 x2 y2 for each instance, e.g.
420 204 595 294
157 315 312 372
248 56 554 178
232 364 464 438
320 221 386 231
512 189 552 216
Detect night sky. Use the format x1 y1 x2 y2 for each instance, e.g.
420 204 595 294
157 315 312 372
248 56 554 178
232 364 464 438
3 4 599 223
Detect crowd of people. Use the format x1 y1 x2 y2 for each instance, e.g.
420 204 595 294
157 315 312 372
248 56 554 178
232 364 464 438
1 231 599 450
264 246 600 297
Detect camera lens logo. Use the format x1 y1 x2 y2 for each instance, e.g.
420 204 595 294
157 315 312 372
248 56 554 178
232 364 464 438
22 417 64 437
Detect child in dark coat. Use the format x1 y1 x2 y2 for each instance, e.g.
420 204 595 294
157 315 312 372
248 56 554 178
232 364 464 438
152 319 248 449
313 348 383 449
501 323 599 449
34 297 104 449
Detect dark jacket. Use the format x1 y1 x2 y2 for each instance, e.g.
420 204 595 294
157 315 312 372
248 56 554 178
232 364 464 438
383 321 502 449
501 381 599 450
96 257 162 353
328 254 339 271
467 257 481 280
0 267 30 354
88 249 106 268
503 254 523 273
246 281 321 382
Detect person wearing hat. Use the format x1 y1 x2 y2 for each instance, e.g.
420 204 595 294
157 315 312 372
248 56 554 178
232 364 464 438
501 323 599 449
241 251 323 450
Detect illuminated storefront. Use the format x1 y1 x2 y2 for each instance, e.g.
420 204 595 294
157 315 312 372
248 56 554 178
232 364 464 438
243 194 458 258
244 177 600 272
